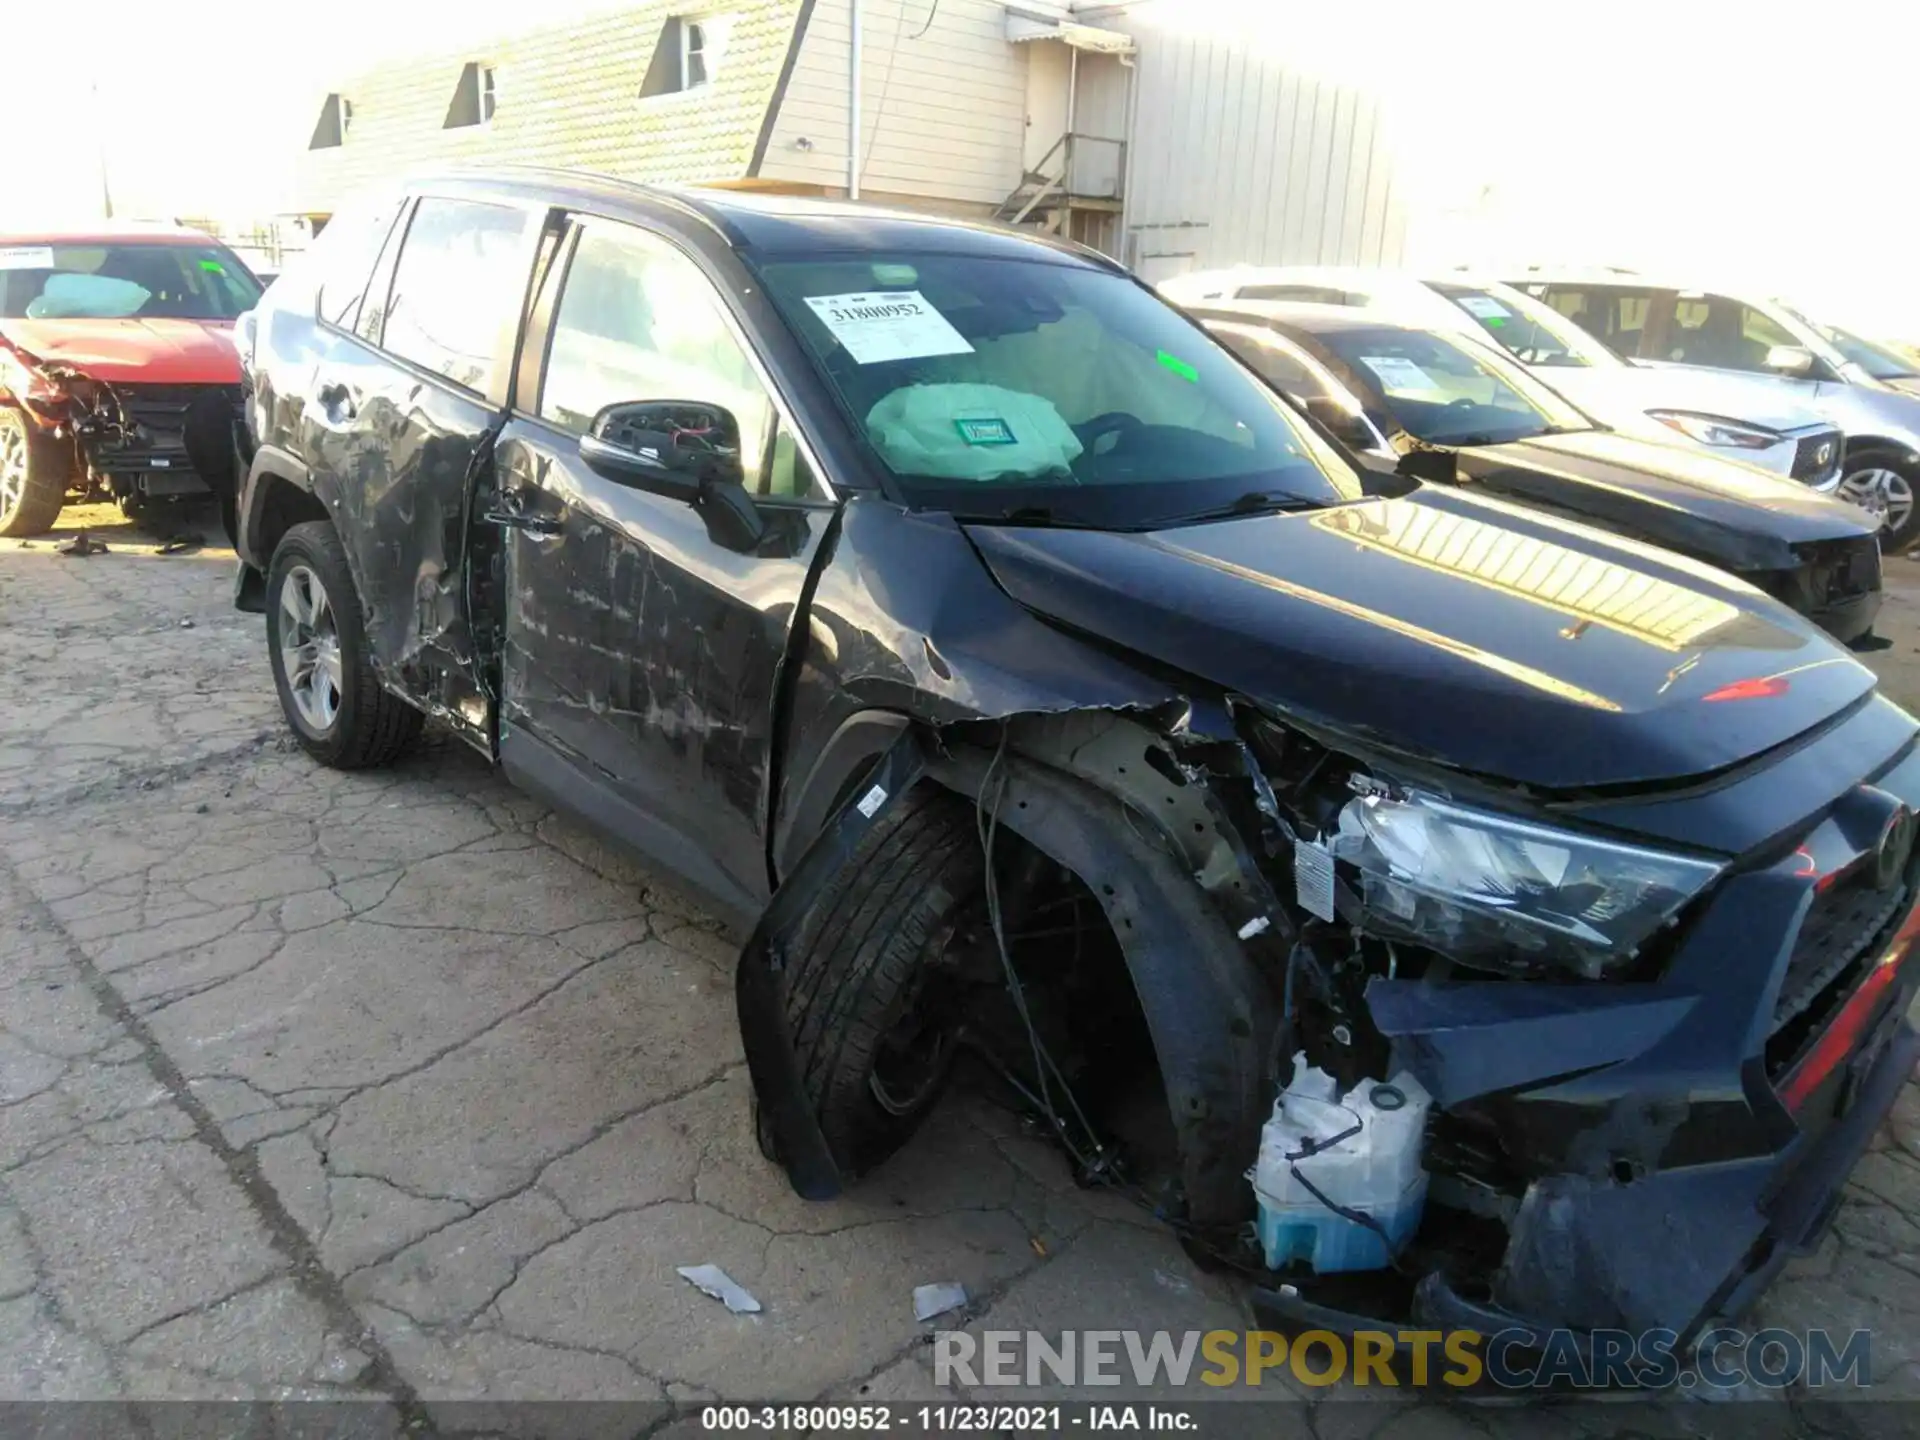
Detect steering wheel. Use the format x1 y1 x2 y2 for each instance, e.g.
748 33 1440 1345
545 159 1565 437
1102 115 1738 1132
1075 411 1146 456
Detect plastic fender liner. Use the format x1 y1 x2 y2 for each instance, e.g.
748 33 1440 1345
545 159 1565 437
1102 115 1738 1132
736 725 932 1201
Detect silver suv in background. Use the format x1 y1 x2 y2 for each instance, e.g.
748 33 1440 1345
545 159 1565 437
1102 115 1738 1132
1512 272 1920 547
1158 267 1846 499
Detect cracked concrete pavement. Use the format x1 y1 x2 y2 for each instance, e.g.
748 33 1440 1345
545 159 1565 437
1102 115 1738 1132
5 502 1920 1436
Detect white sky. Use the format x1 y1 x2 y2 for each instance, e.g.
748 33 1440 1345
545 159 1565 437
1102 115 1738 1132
8 0 1917 332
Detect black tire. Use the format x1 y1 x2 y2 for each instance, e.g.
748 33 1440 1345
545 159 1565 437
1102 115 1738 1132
0 408 71 538
1841 449 1920 551
783 789 985 1178
265 520 422 769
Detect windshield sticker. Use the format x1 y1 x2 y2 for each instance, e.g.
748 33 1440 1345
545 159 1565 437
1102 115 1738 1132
1456 294 1510 321
199 259 227 275
0 246 54 271
803 291 974 365
1157 349 1200 383
955 417 1016 446
1359 356 1442 394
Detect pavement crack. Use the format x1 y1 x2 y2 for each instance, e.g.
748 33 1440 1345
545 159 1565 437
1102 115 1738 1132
0 848 439 1433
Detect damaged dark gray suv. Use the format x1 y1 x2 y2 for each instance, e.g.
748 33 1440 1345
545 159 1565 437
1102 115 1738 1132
232 170 1920 1356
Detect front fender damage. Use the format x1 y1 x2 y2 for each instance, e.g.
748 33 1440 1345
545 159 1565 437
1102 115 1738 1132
736 679 1900 1346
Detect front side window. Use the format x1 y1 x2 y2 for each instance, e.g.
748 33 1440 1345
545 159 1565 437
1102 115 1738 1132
1313 325 1588 447
380 198 531 392
541 222 815 498
0 243 261 321
1664 293 1793 371
754 251 1364 527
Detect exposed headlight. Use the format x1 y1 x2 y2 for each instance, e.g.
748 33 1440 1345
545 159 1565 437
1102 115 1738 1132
1328 791 1723 978
1646 410 1780 451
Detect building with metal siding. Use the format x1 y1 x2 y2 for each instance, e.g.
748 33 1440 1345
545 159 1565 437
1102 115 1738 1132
287 1 1408 282
1086 4 1410 283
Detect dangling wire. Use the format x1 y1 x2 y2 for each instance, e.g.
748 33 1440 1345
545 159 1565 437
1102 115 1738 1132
975 728 1107 1178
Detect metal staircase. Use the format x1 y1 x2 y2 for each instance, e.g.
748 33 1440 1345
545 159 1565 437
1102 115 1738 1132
993 132 1126 254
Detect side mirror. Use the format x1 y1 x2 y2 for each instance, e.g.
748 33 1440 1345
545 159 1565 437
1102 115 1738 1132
579 400 748 500
1395 447 1459 485
578 400 765 552
1765 345 1816 377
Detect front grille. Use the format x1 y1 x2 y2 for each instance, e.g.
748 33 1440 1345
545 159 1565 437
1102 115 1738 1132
1792 534 1882 608
1767 868 1911 1075
1791 430 1843 484
92 382 241 482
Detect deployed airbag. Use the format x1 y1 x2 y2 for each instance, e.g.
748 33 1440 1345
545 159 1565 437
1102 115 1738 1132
866 383 1083 482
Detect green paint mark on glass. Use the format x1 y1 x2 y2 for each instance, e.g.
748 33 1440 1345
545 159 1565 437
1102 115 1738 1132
1157 349 1199 383
1485 315 1507 327
199 259 227 275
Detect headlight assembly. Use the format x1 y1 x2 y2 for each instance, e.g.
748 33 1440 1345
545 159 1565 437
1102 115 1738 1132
1327 790 1723 978
1646 410 1780 451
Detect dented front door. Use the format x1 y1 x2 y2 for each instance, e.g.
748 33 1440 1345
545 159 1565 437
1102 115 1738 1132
494 218 836 919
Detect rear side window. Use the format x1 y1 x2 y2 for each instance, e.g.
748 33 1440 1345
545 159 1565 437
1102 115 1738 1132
313 195 403 330
380 198 531 392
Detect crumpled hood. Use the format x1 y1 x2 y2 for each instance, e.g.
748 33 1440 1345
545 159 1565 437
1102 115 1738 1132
1550 363 1829 435
0 317 239 386
965 486 1877 791
1455 430 1875 567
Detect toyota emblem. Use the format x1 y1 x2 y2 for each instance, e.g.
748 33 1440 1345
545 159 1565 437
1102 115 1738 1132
1874 806 1917 891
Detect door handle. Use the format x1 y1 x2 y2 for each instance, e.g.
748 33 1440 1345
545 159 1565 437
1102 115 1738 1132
317 382 357 421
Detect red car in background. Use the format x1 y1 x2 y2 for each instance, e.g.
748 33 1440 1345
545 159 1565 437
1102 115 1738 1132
0 224 261 535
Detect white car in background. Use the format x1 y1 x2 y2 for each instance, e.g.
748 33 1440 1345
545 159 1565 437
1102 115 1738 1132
1158 266 1848 497
1509 271 1920 546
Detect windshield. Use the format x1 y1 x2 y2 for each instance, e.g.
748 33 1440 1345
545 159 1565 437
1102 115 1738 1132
1425 281 1620 370
1315 324 1590 446
752 250 1364 526
0 243 262 321
1774 303 1917 380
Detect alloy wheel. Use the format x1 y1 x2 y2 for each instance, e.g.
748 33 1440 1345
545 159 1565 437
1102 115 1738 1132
1839 466 1914 537
0 426 24 522
278 563 343 733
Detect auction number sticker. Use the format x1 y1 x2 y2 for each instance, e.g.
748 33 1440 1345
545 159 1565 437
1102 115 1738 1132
1358 355 1442 394
803 291 974 365
1455 294 1510 320
0 246 54 270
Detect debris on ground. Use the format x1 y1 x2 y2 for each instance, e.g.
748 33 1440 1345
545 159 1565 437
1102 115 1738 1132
157 535 203 555
1029 1236 1048 1258
179 618 195 629
912 1282 969 1322
55 531 109 557
677 1264 762 1314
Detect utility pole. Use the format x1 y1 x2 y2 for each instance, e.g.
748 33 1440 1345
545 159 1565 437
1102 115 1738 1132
92 81 114 219
847 0 863 200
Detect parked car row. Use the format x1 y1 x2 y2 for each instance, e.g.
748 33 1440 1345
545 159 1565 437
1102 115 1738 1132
8 173 1919 1359
1165 263 1920 549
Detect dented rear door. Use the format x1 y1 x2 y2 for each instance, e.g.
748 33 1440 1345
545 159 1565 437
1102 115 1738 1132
312 192 544 749
494 217 837 919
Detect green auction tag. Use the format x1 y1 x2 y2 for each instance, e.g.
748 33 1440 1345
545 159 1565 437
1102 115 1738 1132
956 417 1016 445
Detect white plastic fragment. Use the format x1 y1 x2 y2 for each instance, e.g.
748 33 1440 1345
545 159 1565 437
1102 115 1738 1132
1237 914 1271 940
677 1264 762 1314
913 1282 969 1322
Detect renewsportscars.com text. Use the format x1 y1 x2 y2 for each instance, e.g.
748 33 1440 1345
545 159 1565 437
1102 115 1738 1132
933 1327 1873 1391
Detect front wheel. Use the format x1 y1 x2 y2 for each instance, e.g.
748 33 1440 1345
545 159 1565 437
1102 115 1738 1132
1838 452 1920 551
265 521 422 768
0 409 70 537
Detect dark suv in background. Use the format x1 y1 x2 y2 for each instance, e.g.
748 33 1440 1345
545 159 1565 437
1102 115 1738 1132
232 169 1920 1349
